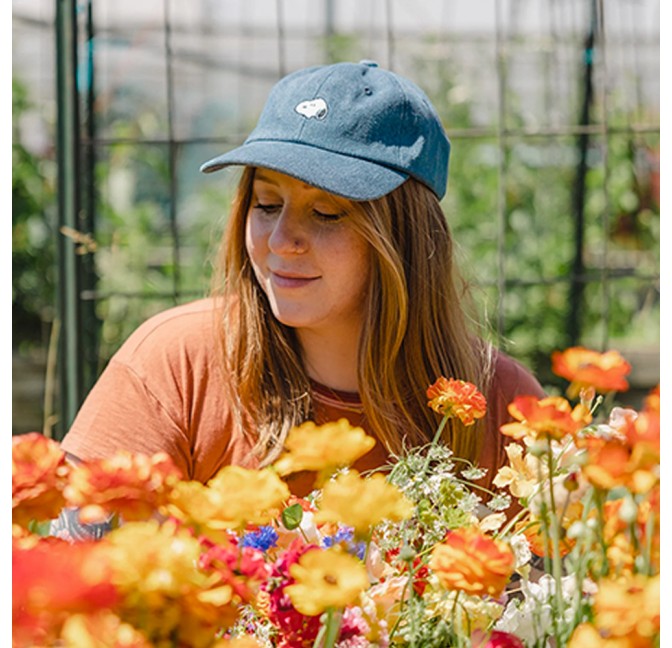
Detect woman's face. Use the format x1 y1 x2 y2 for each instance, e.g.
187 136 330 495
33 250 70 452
245 169 371 339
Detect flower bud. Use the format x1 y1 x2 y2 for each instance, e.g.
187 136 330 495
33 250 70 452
617 497 638 524
563 472 580 492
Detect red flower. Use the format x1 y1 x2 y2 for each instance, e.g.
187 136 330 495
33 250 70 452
64 451 183 523
551 346 631 398
264 540 321 646
385 547 429 596
199 543 270 603
13 537 118 645
427 377 487 425
12 433 70 527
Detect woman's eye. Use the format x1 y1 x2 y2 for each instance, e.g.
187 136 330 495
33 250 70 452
313 209 345 222
253 203 281 214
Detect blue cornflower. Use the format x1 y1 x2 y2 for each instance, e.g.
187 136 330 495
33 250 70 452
322 526 366 560
241 525 279 552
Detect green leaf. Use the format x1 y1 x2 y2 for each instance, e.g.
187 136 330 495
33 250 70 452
281 503 304 530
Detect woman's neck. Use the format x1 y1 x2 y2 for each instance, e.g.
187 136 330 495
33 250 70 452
297 327 360 392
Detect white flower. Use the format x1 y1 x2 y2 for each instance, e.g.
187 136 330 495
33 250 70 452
479 512 507 533
509 532 532 569
496 573 595 645
298 510 320 543
527 474 585 517
495 594 553 646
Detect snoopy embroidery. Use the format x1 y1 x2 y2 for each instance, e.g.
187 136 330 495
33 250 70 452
295 98 328 120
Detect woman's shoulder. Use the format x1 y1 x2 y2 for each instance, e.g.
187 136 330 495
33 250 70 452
488 347 546 401
111 297 224 373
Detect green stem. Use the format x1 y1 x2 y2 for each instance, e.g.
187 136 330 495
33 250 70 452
450 590 461 642
593 490 610 576
388 554 416 643
419 414 450 477
545 448 567 635
642 508 655 576
317 608 342 648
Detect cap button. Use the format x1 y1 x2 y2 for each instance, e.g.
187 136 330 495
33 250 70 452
359 60 379 68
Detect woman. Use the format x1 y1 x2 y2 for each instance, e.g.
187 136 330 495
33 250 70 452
55 61 543 538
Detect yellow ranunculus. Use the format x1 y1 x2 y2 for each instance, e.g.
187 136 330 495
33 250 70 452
314 470 414 535
104 520 243 644
166 467 290 534
213 638 266 648
273 419 376 481
207 466 291 526
105 520 206 599
60 611 152 648
285 547 369 616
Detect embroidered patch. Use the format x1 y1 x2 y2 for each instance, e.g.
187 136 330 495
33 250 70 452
295 98 328 120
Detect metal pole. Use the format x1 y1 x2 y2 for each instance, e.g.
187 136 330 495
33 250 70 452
82 0 101 392
566 0 597 346
55 0 83 438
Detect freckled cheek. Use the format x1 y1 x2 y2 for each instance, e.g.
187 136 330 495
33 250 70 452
244 219 269 287
245 217 268 260
337 244 372 299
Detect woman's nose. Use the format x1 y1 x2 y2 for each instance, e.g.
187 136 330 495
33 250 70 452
267 208 307 254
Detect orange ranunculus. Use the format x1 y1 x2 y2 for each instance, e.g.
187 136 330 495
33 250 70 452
516 506 580 559
579 434 659 494
599 495 660 577
428 527 514 599
12 432 70 527
13 537 118 646
592 574 660 645
579 437 633 491
551 346 631 398
643 385 659 414
500 396 591 442
623 408 660 456
426 377 487 425
567 623 631 647
64 451 183 523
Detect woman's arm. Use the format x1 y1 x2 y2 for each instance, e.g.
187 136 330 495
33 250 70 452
49 507 114 542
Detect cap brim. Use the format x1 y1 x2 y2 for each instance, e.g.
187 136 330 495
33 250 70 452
199 140 408 201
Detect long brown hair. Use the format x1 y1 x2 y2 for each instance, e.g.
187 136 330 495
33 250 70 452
211 167 493 466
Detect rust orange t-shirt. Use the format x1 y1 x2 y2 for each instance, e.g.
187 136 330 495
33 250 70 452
60 298 545 496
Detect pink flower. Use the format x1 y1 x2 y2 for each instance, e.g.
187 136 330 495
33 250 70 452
472 629 525 648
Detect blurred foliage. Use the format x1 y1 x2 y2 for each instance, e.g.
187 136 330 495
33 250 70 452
413 55 659 387
12 38 659 394
12 78 57 350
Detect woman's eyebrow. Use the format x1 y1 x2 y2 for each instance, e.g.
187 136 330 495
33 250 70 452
253 172 279 186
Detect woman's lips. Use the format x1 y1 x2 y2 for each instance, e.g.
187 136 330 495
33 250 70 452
270 271 319 289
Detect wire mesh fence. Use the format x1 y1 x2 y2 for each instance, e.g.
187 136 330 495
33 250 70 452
12 0 660 438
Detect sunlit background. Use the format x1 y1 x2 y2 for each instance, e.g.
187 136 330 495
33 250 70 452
12 0 660 438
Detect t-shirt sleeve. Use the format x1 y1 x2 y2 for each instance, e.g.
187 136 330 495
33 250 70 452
58 299 233 481
59 358 194 479
477 351 546 497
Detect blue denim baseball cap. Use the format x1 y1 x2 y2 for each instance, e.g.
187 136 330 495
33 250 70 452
200 61 450 201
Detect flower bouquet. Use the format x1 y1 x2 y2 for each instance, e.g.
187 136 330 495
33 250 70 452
12 347 660 647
